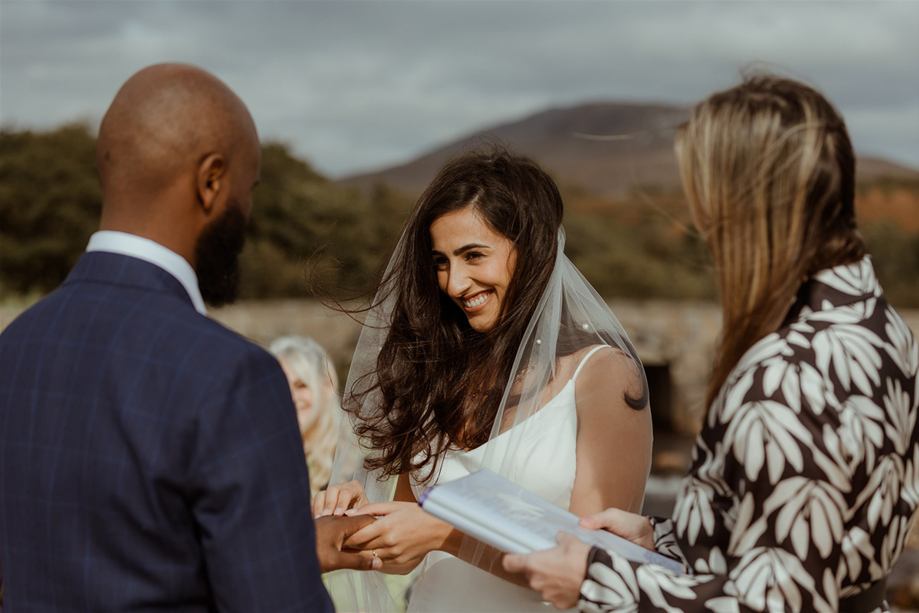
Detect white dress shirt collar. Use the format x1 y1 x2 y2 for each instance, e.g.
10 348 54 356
86 231 207 315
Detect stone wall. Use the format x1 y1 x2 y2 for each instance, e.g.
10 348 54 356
5 298 918 436
207 298 919 435
205 298 723 433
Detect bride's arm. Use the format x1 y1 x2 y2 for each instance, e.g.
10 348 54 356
347 350 652 584
347 474 530 586
447 349 652 584
438 349 653 584
403 472 532 587
342 472 455 574
568 347 653 518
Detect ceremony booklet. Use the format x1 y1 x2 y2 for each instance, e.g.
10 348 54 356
419 468 685 574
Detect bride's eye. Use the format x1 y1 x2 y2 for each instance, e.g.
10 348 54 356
464 252 483 262
432 256 448 270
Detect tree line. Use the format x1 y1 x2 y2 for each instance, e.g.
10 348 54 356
2 124 918 309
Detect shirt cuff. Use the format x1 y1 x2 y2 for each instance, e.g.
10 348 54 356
649 516 687 567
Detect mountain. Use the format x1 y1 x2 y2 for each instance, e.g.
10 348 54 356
341 102 919 198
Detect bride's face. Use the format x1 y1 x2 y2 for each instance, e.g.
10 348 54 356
430 207 516 332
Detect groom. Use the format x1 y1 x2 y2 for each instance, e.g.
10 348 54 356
0 64 376 611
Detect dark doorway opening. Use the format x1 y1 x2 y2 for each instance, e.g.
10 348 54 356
644 363 673 432
642 362 691 517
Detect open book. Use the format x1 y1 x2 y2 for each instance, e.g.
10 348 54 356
419 468 685 574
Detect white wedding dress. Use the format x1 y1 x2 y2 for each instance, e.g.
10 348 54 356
406 346 606 612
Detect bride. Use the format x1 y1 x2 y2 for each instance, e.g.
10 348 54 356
315 147 653 612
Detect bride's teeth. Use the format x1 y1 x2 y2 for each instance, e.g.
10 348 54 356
464 293 489 308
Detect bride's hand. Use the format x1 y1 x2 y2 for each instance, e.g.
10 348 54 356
579 508 654 551
344 501 456 566
313 480 369 518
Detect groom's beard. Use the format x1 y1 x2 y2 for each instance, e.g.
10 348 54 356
195 201 248 308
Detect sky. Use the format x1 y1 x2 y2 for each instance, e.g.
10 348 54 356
2 1 918 178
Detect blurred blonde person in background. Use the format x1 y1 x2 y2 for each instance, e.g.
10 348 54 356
270 336 342 498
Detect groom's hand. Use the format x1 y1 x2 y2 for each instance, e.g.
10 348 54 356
314 515 382 572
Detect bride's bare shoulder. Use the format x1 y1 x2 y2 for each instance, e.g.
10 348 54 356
567 344 645 401
564 343 632 366
555 344 625 378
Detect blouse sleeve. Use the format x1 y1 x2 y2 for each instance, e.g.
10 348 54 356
579 361 850 613
648 517 690 569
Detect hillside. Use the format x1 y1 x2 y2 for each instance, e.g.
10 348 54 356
3 123 918 308
341 102 919 198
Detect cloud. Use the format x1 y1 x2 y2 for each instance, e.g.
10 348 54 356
2 1 917 176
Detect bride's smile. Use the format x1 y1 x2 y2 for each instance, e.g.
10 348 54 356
461 289 492 311
430 207 516 332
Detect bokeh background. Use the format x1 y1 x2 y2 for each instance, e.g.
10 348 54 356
2 0 918 607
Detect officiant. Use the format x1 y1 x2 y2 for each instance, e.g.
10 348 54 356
504 74 919 613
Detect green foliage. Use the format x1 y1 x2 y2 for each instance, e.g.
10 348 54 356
0 124 101 294
240 143 408 298
1 124 917 309
0 127 409 300
856 175 919 196
565 208 716 300
863 220 919 308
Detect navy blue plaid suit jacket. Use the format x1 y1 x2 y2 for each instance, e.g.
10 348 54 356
0 252 333 612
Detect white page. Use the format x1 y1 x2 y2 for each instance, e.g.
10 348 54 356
420 469 685 574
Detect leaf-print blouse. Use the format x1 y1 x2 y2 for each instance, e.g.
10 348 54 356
580 256 919 613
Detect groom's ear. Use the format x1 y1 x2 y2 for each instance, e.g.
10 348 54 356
196 153 226 214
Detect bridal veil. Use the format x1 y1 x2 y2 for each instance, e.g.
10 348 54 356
326 224 650 612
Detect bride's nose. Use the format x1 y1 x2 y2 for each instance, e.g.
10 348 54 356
445 263 472 298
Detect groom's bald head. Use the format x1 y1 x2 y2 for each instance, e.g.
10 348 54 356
97 63 258 206
95 64 260 305
95 64 260 291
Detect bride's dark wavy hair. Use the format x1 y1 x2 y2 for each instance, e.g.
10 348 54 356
345 147 567 480
348 147 648 480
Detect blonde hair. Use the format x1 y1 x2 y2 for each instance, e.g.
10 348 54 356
269 336 342 498
676 75 866 409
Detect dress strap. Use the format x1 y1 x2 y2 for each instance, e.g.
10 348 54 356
572 345 610 382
